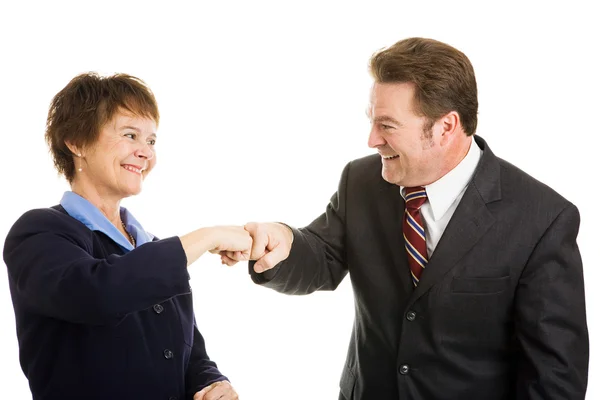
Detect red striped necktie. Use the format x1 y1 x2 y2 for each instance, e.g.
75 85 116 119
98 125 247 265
403 187 428 286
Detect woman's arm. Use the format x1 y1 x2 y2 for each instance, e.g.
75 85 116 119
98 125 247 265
3 208 251 325
185 321 230 398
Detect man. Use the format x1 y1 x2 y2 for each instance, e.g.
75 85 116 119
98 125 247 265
223 38 589 399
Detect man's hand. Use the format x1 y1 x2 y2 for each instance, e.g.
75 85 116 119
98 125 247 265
220 222 293 273
194 380 238 400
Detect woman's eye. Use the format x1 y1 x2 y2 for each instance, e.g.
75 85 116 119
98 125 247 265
124 133 136 139
148 139 156 145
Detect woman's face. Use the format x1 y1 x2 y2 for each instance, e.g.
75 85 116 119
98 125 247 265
75 111 157 200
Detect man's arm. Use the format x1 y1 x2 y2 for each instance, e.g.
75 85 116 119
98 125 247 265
515 203 588 399
245 161 352 295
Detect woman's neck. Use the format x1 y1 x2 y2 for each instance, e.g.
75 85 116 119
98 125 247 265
70 181 122 226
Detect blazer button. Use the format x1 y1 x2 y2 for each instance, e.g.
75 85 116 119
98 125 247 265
406 311 416 321
399 364 410 375
169 397 178 400
163 349 174 359
153 304 164 314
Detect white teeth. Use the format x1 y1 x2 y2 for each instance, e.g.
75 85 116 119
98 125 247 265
123 165 142 173
383 155 399 160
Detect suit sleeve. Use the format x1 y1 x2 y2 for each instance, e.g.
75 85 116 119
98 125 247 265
185 320 228 398
249 161 351 294
515 204 589 399
3 208 190 325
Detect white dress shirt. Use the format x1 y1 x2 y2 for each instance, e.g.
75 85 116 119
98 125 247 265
401 137 482 257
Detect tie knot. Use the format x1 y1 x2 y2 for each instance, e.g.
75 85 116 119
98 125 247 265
404 186 427 210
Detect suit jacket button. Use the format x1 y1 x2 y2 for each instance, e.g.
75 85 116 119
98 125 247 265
406 311 416 321
164 349 174 359
399 364 410 375
169 397 178 400
153 304 164 314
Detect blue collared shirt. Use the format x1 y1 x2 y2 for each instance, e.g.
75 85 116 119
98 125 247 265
60 191 154 251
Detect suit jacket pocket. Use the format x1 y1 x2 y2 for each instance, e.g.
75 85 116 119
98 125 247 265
451 276 510 294
339 363 356 400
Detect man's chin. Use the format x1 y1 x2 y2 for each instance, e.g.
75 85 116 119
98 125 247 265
381 168 401 186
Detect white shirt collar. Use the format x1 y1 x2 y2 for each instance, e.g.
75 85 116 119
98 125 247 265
402 136 482 221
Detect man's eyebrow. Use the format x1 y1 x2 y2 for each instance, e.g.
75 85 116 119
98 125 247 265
372 116 402 126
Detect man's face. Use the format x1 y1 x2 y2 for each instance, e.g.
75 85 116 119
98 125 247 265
367 82 445 187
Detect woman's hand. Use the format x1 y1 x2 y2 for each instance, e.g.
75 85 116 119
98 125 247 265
179 226 252 267
194 380 239 400
206 226 252 260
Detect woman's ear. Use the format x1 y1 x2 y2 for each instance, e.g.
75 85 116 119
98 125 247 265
65 141 83 158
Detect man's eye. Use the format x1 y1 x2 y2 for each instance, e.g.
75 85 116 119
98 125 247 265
148 139 156 145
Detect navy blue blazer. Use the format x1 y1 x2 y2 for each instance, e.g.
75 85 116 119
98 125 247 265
3 205 227 400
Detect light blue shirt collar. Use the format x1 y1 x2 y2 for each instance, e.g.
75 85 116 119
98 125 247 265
60 191 154 251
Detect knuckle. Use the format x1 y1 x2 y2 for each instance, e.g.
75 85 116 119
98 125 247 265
244 221 256 232
260 232 270 246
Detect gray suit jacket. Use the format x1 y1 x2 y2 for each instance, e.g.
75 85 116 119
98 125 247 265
250 136 588 399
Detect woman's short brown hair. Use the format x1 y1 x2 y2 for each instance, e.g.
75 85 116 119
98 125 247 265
369 37 478 135
45 72 160 182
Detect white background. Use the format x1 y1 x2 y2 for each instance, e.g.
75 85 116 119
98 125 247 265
0 1 598 398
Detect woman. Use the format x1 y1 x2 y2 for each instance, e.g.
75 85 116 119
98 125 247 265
3 73 245 400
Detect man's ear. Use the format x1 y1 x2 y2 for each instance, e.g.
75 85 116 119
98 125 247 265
439 111 460 146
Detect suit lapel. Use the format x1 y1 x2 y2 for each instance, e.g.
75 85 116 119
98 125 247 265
377 180 414 294
408 135 502 304
409 184 494 302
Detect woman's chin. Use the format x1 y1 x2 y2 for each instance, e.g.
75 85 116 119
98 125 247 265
119 185 143 198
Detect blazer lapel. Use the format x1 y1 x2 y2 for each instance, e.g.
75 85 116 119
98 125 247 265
377 180 414 294
408 135 502 304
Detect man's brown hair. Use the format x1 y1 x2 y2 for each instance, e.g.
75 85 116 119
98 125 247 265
370 37 478 135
